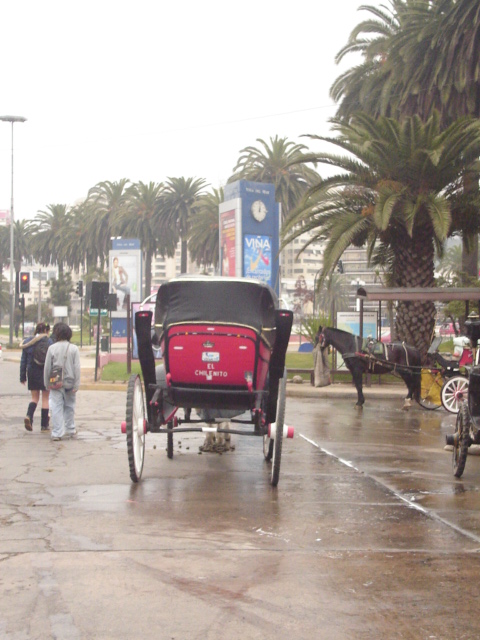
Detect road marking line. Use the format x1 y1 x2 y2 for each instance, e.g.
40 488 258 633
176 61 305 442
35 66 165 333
299 432 480 546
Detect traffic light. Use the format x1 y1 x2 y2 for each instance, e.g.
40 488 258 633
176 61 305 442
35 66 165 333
19 272 30 293
76 280 84 297
18 297 25 312
337 260 344 274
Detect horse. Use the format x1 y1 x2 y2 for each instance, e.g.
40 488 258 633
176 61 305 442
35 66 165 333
316 326 422 410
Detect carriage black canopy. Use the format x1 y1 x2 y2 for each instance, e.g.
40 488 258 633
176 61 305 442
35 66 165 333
155 276 278 337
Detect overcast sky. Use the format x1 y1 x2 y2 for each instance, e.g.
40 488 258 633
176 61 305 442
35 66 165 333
0 0 368 222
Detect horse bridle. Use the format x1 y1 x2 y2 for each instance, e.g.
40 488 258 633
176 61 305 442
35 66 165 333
317 330 327 349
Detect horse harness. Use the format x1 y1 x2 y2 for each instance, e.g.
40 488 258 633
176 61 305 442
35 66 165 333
319 329 414 374
347 336 414 374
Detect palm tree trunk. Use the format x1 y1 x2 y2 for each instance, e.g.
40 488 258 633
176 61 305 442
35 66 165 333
461 168 479 282
180 238 188 274
144 248 153 299
393 228 436 360
461 235 478 281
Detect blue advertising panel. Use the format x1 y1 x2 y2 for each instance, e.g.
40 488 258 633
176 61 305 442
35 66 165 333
112 317 127 338
243 235 272 285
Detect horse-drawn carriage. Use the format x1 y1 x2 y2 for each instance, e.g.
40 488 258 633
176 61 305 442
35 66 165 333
121 276 294 486
316 325 473 413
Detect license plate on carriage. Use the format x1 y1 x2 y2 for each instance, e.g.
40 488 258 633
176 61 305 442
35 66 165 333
202 352 220 362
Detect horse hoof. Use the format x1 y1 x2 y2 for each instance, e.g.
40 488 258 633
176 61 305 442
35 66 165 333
355 404 364 411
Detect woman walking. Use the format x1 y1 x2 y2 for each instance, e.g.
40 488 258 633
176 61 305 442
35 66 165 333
44 322 81 441
20 322 52 432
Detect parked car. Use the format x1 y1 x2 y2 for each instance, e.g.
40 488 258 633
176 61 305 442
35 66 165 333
381 328 391 343
437 322 460 337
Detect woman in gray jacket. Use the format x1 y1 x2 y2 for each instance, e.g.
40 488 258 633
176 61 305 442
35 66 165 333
44 322 81 441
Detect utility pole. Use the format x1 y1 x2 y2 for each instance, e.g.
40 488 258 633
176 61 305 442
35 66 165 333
37 267 41 323
0 115 26 345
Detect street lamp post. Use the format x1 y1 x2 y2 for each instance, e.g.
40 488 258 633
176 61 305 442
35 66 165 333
0 115 27 345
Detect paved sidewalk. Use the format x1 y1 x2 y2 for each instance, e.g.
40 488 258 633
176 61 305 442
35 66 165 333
3 345 408 400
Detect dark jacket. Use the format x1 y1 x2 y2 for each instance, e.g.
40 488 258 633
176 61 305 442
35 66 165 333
20 333 52 383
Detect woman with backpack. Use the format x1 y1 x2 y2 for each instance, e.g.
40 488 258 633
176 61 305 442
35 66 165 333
20 322 53 432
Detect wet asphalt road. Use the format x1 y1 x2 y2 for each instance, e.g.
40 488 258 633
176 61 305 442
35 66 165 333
1 360 480 639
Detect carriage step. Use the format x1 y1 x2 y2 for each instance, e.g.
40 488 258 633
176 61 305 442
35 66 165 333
445 434 456 446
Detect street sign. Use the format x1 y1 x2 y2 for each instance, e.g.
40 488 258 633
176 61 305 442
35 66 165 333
89 309 108 317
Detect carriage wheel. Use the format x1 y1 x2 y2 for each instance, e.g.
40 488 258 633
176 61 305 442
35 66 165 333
417 371 444 410
167 420 174 459
263 436 274 461
453 400 470 478
441 376 469 414
126 374 146 482
270 369 287 487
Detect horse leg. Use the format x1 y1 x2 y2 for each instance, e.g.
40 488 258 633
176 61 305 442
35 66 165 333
199 429 216 452
199 421 234 453
401 375 412 410
401 374 417 411
350 366 365 409
215 421 233 452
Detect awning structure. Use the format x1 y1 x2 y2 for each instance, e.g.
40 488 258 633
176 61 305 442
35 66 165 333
354 287 480 338
356 287 480 303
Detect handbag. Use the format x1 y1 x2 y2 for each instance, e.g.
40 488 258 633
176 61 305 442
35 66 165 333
48 344 70 390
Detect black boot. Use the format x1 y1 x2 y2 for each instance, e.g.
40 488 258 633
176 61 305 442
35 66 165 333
41 408 50 432
24 402 37 431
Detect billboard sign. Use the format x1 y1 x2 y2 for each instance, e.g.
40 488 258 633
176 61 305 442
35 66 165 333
220 208 237 277
336 311 378 339
109 239 142 318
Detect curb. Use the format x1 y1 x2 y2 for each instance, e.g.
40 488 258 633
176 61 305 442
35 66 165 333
78 380 408 399
4 356 408 399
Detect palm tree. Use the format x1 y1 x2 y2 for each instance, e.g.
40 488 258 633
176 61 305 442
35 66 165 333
188 188 223 271
115 181 177 298
398 0 480 277
59 202 92 274
0 222 32 320
316 273 350 317
331 1 448 122
0 220 33 310
159 177 207 273
229 136 319 221
0 224 9 272
331 1 405 120
331 0 480 279
436 243 464 285
13 220 32 278
0 273 8 323
282 112 480 357
84 179 131 269
399 0 480 124
30 205 71 277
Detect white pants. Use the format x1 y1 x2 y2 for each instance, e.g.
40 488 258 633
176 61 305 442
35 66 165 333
49 388 76 438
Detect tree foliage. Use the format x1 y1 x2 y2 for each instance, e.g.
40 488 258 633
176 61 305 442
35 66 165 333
282 111 480 356
229 136 320 220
